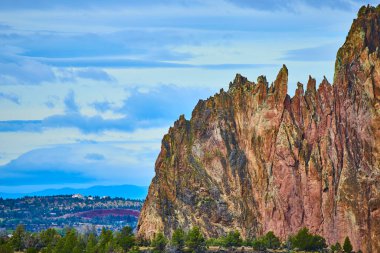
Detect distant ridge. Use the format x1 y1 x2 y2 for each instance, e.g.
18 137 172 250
0 184 148 199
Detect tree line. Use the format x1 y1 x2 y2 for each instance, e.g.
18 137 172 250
0 224 358 253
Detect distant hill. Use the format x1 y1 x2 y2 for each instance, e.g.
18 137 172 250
0 184 148 199
0 194 143 232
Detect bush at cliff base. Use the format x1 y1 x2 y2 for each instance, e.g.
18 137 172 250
343 236 353 253
151 232 168 253
185 227 206 253
251 231 280 250
171 228 185 251
288 227 327 251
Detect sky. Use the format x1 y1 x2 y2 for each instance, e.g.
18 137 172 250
0 0 377 193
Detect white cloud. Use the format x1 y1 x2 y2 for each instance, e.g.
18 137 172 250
0 142 157 186
0 127 166 166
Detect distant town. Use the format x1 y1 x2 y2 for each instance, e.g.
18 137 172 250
0 194 143 235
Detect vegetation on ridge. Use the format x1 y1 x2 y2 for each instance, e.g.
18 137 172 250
0 224 361 252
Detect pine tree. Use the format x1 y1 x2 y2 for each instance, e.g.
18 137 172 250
151 232 167 253
185 227 206 253
11 224 26 251
343 236 353 253
331 242 342 252
252 231 281 250
40 228 60 248
115 226 135 252
72 237 85 253
222 230 242 248
62 229 78 253
262 231 280 249
85 233 97 253
97 228 113 253
171 228 185 252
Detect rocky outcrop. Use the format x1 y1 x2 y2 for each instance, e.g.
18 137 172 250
137 5 380 252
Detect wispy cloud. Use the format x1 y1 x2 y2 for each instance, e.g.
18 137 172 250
118 84 211 121
44 95 60 109
43 57 274 69
0 0 371 12
280 44 339 62
0 0 204 11
0 23 11 30
0 92 20 104
84 153 105 161
0 142 157 186
0 58 56 85
0 84 213 133
91 101 114 113
56 68 114 82
64 90 79 113
0 120 43 132
75 68 114 81
225 0 362 11
0 54 115 85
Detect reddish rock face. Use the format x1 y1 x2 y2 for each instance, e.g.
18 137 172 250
137 5 380 252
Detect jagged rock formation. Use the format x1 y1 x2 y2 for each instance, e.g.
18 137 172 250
137 5 380 252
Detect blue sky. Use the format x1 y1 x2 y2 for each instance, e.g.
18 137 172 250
0 0 377 193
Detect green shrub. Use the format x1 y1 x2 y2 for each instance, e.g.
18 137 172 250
26 247 39 253
221 230 242 248
128 246 140 253
251 231 280 250
288 227 326 251
241 239 254 247
0 243 14 253
136 236 150 247
206 238 222 247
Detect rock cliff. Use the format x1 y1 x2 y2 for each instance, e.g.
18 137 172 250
137 5 380 252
